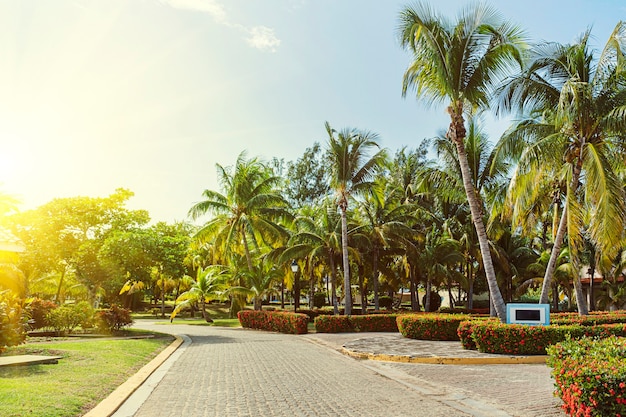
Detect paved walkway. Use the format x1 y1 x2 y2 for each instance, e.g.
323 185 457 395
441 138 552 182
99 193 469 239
108 322 563 417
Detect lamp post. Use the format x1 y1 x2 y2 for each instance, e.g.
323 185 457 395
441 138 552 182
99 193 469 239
291 260 299 312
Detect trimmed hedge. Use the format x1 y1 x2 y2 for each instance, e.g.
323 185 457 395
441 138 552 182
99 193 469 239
397 313 469 341
547 336 626 416
314 314 399 333
238 310 308 334
468 321 626 355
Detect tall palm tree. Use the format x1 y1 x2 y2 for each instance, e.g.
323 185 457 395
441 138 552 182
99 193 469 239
188 151 291 270
496 23 626 313
398 2 527 321
325 122 387 315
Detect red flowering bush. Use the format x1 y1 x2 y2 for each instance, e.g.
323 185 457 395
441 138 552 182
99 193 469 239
96 304 133 334
552 312 626 326
397 313 469 341
351 314 399 332
26 298 57 330
313 314 401 333
237 310 308 334
314 315 354 333
458 318 498 349
547 336 626 417
469 322 626 355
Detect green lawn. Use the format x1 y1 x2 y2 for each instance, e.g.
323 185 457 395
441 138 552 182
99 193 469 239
0 334 173 417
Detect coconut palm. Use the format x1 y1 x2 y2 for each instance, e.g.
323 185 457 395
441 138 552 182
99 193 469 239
357 179 417 310
170 265 227 322
281 200 345 315
325 122 387 315
188 151 290 270
398 2 526 321
496 23 626 313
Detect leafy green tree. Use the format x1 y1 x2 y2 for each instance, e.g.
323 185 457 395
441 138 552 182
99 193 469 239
325 122 387 315
496 23 626 313
285 143 330 208
398 1 526 321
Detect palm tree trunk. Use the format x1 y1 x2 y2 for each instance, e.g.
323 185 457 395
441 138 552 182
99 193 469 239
373 247 380 311
339 204 352 315
449 109 506 321
425 277 432 312
329 254 339 315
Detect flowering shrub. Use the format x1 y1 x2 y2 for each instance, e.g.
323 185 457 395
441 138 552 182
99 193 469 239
397 313 469 341
96 304 133 333
551 312 626 326
238 310 308 334
26 298 57 329
547 336 626 416
469 322 626 355
313 314 400 333
314 315 353 333
458 318 498 349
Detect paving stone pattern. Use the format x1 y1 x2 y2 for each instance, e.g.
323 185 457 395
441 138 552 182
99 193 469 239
129 325 469 417
126 323 564 417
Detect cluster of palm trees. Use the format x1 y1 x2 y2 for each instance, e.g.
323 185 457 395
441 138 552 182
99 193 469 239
182 2 626 321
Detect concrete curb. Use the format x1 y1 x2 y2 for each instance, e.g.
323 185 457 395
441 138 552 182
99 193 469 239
83 335 184 417
341 347 548 365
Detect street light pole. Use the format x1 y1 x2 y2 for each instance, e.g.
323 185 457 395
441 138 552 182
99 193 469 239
291 260 299 312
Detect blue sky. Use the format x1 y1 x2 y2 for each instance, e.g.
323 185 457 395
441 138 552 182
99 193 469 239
0 0 623 223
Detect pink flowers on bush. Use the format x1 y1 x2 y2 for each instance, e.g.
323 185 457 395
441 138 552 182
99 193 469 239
237 310 308 334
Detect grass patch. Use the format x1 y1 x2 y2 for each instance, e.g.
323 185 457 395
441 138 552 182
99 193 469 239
0 335 173 417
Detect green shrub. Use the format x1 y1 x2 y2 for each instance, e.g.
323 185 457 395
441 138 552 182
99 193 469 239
26 298 57 329
238 310 308 334
47 302 95 334
97 304 133 333
422 292 442 311
547 336 626 416
0 294 26 353
378 296 393 309
397 313 468 341
313 292 327 308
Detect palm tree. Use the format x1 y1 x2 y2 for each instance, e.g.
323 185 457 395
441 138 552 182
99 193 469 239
496 23 626 313
230 257 282 311
281 200 345 315
188 151 290 270
170 265 227 322
357 179 416 310
398 2 526 321
325 122 387 315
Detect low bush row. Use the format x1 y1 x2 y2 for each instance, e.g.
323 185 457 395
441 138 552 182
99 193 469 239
461 320 626 355
547 336 626 417
238 310 308 334
314 314 399 333
397 314 471 341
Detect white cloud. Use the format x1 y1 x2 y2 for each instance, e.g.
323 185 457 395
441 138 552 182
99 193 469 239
246 26 281 53
159 0 280 52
